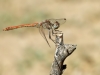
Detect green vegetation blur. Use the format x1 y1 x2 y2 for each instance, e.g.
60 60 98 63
0 0 100 75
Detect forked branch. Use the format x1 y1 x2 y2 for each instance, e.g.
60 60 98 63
50 33 77 75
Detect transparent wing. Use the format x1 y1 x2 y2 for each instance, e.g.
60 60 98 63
39 24 50 47
3 23 38 31
48 18 66 25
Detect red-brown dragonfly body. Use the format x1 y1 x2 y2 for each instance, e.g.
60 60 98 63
3 18 66 47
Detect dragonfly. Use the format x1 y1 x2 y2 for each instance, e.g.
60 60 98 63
3 18 66 47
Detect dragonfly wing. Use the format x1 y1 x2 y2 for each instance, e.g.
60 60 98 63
39 25 51 47
48 18 66 25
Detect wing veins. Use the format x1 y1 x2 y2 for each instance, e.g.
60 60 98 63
39 25 51 47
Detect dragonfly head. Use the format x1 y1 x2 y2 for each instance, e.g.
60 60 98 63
53 21 60 29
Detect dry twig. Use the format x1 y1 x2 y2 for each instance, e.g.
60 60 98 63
50 33 77 75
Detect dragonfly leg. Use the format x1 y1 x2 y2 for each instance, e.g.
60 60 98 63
49 30 56 44
52 29 62 36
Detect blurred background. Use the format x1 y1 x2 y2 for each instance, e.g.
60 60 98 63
0 0 100 75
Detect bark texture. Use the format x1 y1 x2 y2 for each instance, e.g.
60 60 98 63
50 34 76 75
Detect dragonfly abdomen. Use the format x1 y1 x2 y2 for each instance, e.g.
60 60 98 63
3 23 39 31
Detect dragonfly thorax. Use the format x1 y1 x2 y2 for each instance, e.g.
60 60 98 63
41 21 51 30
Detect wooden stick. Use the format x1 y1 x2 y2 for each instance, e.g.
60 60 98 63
50 33 77 75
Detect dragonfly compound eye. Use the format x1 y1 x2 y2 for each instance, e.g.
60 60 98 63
53 21 60 29
53 24 58 29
